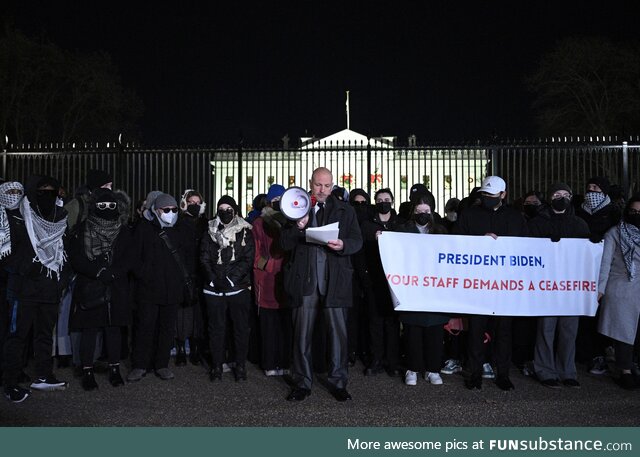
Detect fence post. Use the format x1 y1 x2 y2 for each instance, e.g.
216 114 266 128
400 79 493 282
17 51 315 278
2 135 7 179
621 141 629 196
366 137 372 197
237 143 243 213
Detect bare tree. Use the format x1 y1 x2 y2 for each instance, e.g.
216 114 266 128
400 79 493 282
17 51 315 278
527 37 640 137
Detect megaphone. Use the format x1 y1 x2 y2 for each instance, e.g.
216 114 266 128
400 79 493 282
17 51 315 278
280 186 312 221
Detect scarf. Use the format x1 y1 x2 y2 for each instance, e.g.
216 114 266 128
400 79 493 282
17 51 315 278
20 196 67 279
0 182 24 259
619 221 640 281
84 215 122 261
581 192 610 215
207 216 252 264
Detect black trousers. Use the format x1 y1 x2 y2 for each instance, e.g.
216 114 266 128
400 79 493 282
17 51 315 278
80 326 121 367
175 298 203 341
405 324 444 373
205 290 251 368
614 315 640 371
368 302 400 369
467 315 512 379
259 307 291 370
132 302 178 371
2 299 57 386
291 290 348 390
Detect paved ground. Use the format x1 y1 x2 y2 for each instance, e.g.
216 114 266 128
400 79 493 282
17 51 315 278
1 359 638 427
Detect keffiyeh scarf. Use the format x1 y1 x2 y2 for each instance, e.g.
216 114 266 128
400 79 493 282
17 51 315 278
20 196 67 279
581 192 610 215
208 216 252 264
0 182 24 259
84 216 121 261
619 221 640 281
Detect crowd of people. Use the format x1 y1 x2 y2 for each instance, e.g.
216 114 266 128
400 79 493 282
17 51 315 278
0 167 638 404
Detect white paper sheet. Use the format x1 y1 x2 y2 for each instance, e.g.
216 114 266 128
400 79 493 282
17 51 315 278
305 222 339 245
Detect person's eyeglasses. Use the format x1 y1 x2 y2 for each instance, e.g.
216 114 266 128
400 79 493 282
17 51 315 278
161 207 178 213
96 202 117 210
628 210 640 215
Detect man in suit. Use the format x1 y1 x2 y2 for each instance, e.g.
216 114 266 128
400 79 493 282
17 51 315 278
280 167 362 401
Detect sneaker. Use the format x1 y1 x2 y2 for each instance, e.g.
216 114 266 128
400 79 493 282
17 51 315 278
441 359 462 375
222 362 235 373
126 368 146 382
425 372 443 385
155 368 175 380
30 376 68 391
404 370 417 386
482 363 495 379
540 378 561 389
589 356 609 375
4 386 31 403
264 369 285 377
562 378 581 388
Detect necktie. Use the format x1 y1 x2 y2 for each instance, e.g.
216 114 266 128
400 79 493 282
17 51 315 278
316 202 325 226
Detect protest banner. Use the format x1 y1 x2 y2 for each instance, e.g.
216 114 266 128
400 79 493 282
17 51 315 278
378 233 603 316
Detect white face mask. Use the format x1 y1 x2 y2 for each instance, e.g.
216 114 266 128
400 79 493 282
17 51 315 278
160 211 178 226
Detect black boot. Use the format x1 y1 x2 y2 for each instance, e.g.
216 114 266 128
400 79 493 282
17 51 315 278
82 368 98 391
209 365 223 382
109 364 124 387
175 340 187 366
234 364 247 382
189 339 201 366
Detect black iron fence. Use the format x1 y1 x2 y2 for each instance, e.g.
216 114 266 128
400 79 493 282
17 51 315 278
2 137 639 216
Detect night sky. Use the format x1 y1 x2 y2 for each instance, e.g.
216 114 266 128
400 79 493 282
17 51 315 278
5 1 639 145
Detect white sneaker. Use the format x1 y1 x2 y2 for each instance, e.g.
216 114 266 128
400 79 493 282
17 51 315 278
425 372 443 385
404 370 417 386
264 369 285 377
30 376 68 391
441 359 462 375
222 362 235 373
482 363 495 379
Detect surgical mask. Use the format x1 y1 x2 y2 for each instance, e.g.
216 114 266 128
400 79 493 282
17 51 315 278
481 195 501 210
160 211 178 226
551 197 570 212
186 204 201 217
584 191 606 210
375 202 392 215
219 209 234 224
414 212 432 226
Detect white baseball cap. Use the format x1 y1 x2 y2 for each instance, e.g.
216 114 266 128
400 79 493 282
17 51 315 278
478 176 506 194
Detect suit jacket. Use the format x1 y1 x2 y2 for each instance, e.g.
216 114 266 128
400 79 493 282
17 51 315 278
280 195 362 308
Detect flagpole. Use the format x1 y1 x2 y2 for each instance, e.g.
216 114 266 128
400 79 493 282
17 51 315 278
346 90 350 130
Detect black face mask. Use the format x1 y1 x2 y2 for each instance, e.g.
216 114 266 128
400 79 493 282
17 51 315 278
376 202 392 215
481 195 501 210
272 201 281 212
523 204 540 218
625 213 640 228
414 213 432 226
551 197 570 212
35 189 58 217
351 201 367 207
186 204 201 217
219 209 234 224
95 208 119 221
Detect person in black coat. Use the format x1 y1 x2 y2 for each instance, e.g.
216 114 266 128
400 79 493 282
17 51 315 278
280 167 363 402
360 188 401 377
127 193 194 382
68 189 135 390
528 183 590 389
200 195 254 382
2 175 70 401
575 176 622 374
454 175 528 391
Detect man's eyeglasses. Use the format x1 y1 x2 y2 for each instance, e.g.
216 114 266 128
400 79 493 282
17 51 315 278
161 207 178 213
96 202 117 210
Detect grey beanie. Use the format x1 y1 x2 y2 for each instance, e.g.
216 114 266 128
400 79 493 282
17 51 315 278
144 190 162 209
154 193 177 209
